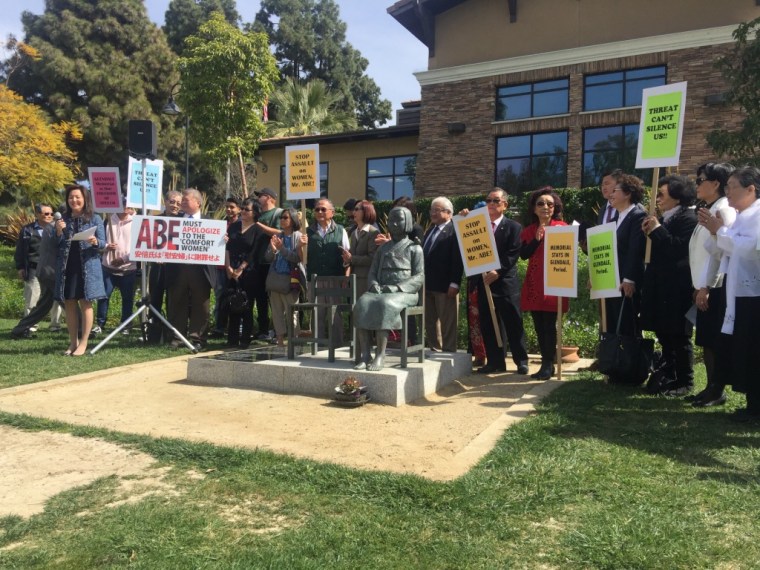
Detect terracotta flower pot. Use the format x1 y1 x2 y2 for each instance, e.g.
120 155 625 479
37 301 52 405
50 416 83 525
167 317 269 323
560 346 580 363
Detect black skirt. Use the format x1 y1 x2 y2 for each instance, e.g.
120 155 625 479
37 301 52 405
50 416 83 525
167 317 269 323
695 282 726 349
63 241 85 300
729 295 760 394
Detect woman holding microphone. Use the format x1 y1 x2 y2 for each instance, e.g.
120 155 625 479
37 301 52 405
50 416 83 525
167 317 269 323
54 184 106 356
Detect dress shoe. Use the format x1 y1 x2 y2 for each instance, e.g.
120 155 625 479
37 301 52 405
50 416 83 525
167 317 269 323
472 357 486 368
11 329 35 340
477 364 506 374
208 329 225 339
692 392 727 408
531 362 555 380
516 363 530 375
663 385 693 397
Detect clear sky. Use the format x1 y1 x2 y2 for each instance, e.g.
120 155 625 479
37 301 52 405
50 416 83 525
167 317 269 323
0 0 428 125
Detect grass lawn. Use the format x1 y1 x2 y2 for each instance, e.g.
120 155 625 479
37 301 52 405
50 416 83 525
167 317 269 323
1 342 759 569
0 318 241 389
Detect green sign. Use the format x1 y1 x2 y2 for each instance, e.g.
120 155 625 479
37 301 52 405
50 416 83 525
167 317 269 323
586 224 620 300
635 82 687 169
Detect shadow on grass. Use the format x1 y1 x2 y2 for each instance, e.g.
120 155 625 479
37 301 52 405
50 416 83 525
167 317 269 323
540 373 760 478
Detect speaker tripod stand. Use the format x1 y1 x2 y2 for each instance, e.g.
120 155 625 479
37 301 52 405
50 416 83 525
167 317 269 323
90 155 198 355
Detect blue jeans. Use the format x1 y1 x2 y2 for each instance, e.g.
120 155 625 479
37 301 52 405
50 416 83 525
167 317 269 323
97 270 137 328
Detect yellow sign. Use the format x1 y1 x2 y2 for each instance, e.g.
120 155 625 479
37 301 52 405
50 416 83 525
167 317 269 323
453 208 501 277
544 225 578 297
285 144 320 199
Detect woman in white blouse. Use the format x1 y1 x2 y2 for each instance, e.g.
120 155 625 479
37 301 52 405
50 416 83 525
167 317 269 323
687 163 736 407
699 166 760 421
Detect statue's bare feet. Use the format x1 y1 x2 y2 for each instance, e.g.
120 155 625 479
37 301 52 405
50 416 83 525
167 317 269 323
367 356 384 371
353 362 367 370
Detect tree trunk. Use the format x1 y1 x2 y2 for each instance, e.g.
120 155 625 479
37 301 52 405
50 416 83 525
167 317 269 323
237 146 247 197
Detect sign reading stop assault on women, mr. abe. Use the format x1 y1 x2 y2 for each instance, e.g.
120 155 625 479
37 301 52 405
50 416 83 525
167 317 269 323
285 144 320 200
452 207 501 277
129 216 227 265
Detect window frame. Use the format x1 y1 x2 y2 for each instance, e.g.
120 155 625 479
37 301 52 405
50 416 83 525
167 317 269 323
583 65 667 111
581 123 652 187
496 77 570 121
494 130 569 195
366 154 417 202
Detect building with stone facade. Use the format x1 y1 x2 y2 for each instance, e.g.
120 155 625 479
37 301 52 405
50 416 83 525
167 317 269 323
256 0 759 205
391 0 759 197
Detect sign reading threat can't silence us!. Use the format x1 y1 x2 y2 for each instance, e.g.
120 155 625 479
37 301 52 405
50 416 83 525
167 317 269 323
129 216 227 265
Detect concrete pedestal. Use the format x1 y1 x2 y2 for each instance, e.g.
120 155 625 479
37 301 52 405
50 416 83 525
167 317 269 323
186 346 472 407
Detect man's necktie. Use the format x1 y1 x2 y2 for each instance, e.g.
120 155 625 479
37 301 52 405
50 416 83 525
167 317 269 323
424 226 439 254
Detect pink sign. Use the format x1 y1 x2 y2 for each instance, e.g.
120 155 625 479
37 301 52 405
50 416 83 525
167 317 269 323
87 167 122 213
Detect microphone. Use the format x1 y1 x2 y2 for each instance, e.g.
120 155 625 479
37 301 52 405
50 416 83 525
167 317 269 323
53 212 62 221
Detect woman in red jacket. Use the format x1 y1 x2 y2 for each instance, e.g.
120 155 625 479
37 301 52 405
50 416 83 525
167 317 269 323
520 187 569 380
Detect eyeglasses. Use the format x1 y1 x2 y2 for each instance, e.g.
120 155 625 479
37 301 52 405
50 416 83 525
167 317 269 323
314 207 329 213
429 208 447 214
484 198 503 204
242 208 254 212
280 215 290 220
41 212 54 216
535 201 554 208
695 177 708 185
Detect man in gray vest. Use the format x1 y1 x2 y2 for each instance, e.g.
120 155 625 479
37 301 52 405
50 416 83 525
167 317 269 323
306 198 350 344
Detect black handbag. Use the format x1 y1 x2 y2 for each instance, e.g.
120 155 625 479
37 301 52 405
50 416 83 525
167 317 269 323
223 282 251 315
597 298 654 385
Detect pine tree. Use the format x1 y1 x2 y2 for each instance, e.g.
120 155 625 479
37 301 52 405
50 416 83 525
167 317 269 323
253 0 392 129
9 0 181 172
163 0 240 56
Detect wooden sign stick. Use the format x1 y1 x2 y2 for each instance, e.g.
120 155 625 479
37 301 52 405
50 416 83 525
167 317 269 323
644 166 660 264
556 296 563 380
483 275 503 348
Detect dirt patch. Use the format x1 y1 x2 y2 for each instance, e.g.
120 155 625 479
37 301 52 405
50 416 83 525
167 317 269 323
0 354 587 519
0 427 164 519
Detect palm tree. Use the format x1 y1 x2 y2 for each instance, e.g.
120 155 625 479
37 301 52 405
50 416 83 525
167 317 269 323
266 77 357 137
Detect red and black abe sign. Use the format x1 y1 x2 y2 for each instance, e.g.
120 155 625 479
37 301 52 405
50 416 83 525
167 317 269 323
129 216 227 265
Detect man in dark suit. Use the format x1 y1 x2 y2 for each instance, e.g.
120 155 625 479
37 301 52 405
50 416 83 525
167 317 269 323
166 188 218 350
423 197 463 352
597 168 623 225
468 188 529 374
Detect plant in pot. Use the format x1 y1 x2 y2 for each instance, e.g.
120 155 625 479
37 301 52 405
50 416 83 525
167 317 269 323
334 377 370 405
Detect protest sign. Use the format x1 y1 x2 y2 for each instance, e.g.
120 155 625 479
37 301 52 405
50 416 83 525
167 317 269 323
285 144 320 200
87 167 122 213
543 225 578 298
453 207 501 276
586 223 621 300
130 215 226 265
126 157 163 211
635 82 687 169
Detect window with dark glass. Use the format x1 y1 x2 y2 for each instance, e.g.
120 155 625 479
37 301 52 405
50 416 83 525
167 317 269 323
280 162 328 208
495 131 568 194
584 66 666 111
366 155 416 201
581 124 652 187
496 78 569 121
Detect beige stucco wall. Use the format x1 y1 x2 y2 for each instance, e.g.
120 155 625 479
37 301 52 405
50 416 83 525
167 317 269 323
256 135 419 207
431 0 759 68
